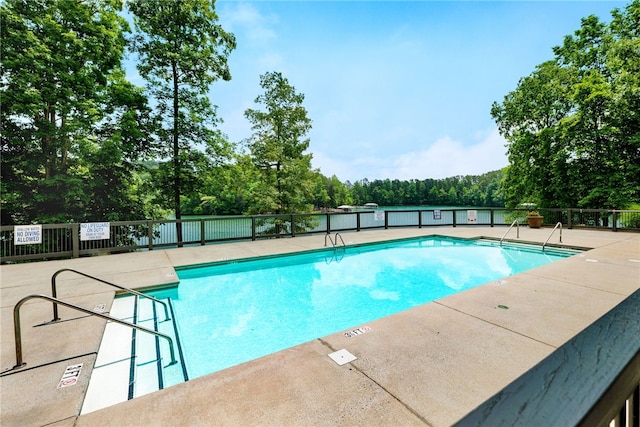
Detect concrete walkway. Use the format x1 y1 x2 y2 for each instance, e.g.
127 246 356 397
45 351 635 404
1 227 638 426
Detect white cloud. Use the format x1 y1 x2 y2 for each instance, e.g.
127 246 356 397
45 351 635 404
386 128 508 180
219 2 277 45
256 52 285 72
214 3 515 183
312 128 508 182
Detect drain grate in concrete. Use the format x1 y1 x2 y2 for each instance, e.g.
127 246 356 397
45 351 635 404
328 349 357 366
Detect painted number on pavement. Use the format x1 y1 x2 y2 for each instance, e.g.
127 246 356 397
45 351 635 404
57 363 83 389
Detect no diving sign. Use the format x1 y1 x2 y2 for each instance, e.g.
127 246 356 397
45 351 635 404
57 363 83 389
14 225 42 245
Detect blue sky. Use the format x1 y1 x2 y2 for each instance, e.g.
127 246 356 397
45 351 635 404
203 1 627 183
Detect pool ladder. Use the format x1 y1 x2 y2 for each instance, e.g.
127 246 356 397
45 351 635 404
542 222 563 251
81 292 188 413
5 268 178 371
500 220 520 245
325 232 346 248
324 233 346 264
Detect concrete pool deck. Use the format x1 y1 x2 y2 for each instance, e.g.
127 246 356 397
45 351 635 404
1 227 638 426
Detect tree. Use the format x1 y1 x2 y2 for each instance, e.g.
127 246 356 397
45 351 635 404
311 172 331 210
326 174 353 207
128 0 236 244
244 71 314 215
1 0 154 224
345 171 505 208
349 180 367 206
83 71 160 221
310 173 353 209
179 152 259 215
492 1 640 209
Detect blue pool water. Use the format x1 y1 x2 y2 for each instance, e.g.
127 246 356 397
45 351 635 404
151 237 578 379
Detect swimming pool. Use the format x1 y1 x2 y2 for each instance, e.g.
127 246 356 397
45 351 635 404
148 237 578 382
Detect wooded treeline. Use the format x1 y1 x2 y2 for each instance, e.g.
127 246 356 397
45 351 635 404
1 1 638 225
492 0 640 209
346 171 504 208
178 169 504 215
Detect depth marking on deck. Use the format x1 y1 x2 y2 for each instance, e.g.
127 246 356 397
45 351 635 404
344 326 371 338
57 363 83 389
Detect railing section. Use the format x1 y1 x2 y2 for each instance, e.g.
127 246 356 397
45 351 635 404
454 289 640 427
2 208 639 262
9 294 177 370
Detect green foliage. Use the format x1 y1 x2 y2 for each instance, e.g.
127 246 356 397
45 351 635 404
179 168 504 216
1 0 156 224
310 173 353 209
347 170 504 207
179 154 260 215
622 203 640 228
13 0 636 226
244 71 315 215
492 1 640 209
128 0 236 239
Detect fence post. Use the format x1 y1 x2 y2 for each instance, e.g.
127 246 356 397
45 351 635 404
72 223 80 258
356 212 361 231
568 209 573 229
326 213 331 234
490 209 495 227
452 210 457 227
612 210 618 232
385 211 389 229
418 210 422 228
200 219 205 245
176 220 183 247
290 215 295 237
148 221 154 250
251 217 256 241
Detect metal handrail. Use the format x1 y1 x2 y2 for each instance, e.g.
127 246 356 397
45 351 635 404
324 232 346 248
500 220 519 245
324 233 335 247
51 268 170 322
543 222 563 251
9 294 177 370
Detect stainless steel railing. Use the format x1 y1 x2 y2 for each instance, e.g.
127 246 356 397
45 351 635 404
9 294 177 370
324 232 345 248
542 222 563 250
50 268 170 322
500 219 519 245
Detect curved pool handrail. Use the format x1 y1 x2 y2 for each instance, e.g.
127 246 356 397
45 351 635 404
324 233 335 247
8 293 177 371
51 268 170 322
542 222 563 251
500 220 520 245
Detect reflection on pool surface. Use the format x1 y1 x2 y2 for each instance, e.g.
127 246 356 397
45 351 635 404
151 237 578 380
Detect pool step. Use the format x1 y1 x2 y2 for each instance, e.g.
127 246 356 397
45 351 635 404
81 295 187 414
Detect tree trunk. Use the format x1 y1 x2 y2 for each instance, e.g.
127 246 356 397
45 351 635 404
172 61 183 247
